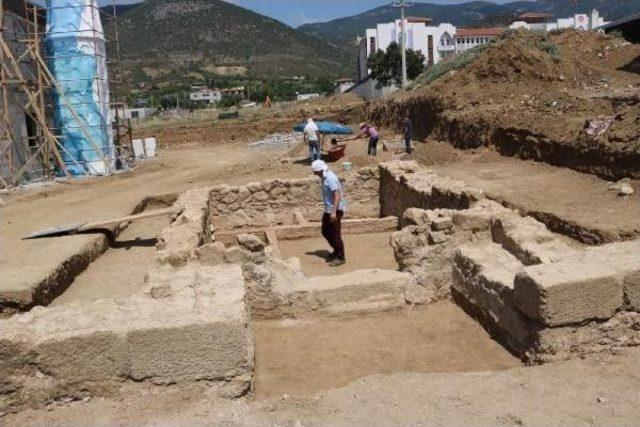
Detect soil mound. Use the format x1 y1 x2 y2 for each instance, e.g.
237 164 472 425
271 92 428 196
367 29 640 179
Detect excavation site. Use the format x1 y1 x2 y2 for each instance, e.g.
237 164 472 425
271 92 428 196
3 159 640 419
2 2 640 424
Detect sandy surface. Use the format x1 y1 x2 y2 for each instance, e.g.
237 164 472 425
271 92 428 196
50 214 170 306
4 347 639 426
428 147 640 242
278 232 398 277
254 301 520 400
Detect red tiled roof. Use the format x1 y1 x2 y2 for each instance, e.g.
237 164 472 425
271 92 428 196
456 27 505 37
519 12 554 19
407 16 433 23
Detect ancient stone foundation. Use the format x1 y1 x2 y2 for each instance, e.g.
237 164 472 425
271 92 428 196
377 161 640 363
2 161 639 412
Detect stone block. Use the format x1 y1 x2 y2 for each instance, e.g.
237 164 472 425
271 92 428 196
196 242 226 266
237 234 265 252
0 264 253 409
225 246 249 264
491 214 577 265
428 231 449 245
431 217 453 231
452 244 532 351
275 269 411 316
513 260 624 326
451 200 511 232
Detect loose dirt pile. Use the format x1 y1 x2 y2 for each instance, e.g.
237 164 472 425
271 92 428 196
367 30 640 179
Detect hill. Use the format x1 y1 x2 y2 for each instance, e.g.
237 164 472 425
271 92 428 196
300 0 640 49
114 0 351 92
366 29 640 179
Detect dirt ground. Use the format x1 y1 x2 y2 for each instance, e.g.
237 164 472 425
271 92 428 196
50 213 170 306
4 348 639 426
423 143 640 243
278 232 398 277
254 302 520 400
4 113 640 424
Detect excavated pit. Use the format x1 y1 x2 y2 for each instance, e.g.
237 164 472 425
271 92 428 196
2 161 639 413
254 302 521 400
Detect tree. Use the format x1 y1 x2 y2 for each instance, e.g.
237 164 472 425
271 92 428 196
367 42 426 89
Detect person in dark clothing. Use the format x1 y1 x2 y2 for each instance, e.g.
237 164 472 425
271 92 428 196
402 116 413 154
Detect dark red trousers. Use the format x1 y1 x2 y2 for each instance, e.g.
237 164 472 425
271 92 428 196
321 210 345 260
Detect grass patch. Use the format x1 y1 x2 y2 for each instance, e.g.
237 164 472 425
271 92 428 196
410 44 489 89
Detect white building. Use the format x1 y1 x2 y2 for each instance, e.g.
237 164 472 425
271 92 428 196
333 78 356 95
111 107 155 121
510 9 609 32
189 86 222 104
296 93 321 101
358 17 457 80
455 28 503 54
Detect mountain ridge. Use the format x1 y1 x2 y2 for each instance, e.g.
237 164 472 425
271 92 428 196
299 0 640 49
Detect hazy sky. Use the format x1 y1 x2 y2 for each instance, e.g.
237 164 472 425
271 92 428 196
104 0 517 27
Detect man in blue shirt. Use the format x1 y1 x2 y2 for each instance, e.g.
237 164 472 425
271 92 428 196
312 160 346 266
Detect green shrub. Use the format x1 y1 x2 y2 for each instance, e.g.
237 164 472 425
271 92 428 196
411 44 489 88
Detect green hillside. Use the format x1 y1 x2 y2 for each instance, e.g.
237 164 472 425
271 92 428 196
115 0 352 93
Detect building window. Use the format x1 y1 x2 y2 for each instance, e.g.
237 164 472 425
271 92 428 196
369 37 376 53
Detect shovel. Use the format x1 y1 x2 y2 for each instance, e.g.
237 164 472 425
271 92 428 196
23 207 182 240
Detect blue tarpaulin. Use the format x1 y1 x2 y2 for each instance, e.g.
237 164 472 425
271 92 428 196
45 0 114 176
293 121 353 135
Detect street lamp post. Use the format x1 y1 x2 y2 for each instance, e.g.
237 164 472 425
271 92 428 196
392 0 413 87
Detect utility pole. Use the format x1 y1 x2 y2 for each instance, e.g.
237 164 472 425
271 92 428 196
392 0 413 87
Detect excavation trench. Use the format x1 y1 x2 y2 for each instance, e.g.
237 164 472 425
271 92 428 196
2 161 639 412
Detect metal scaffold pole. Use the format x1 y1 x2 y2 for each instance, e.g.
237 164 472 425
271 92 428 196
0 0 123 188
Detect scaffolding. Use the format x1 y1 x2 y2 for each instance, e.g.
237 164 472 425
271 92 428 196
0 0 128 189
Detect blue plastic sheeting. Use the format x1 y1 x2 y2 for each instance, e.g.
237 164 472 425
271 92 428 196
293 122 354 135
45 0 113 176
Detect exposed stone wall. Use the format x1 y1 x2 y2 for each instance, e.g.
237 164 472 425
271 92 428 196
390 200 512 304
0 263 254 411
157 188 211 267
208 168 380 232
383 160 640 363
452 220 640 364
235 234 419 319
379 161 484 219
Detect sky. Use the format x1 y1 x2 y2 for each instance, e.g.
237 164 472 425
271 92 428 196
103 0 516 27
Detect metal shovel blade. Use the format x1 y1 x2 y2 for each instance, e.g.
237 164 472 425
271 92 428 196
23 223 86 240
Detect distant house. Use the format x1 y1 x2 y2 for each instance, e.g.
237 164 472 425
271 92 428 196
111 107 155 121
332 78 356 95
189 86 222 104
354 17 500 100
220 87 247 98
297 93 321 101
510 9 609 32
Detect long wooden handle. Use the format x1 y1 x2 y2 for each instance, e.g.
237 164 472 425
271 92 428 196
77 207 182 232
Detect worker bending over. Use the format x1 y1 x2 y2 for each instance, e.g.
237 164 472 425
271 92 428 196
312 160 346 267
344 122 380 156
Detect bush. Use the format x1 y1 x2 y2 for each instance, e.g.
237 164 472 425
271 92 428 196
536 34 561 61
412 44 489 87
608 29 624 39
